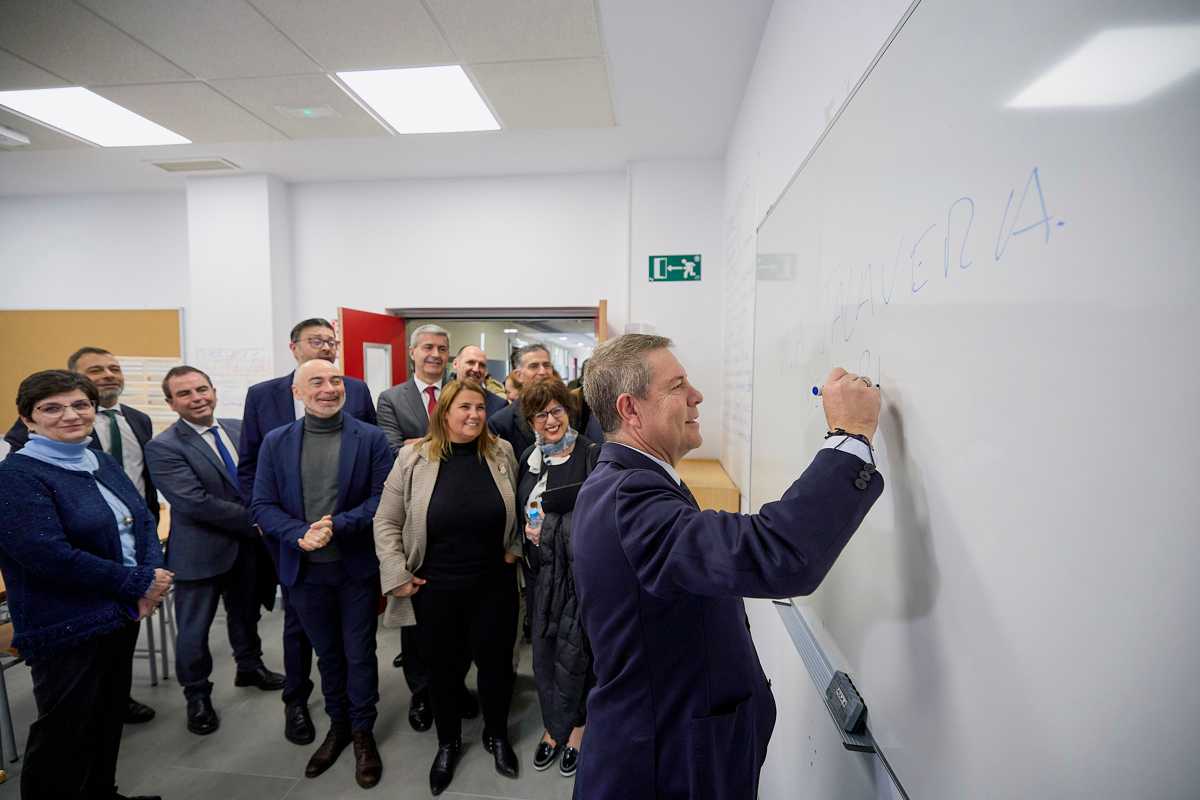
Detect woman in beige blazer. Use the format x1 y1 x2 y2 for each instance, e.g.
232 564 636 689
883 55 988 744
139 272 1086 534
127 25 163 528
373 379 521 796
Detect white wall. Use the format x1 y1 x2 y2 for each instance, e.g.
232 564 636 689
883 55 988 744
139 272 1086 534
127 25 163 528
0 192 188 309
628 159 724 459
290 173 629 333
720 2 914 799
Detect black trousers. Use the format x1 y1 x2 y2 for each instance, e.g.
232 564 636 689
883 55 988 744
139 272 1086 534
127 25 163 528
400 624 431 697
288 562 380 732
174 538 265 701
264 538 315 707
412 565 518 745
22 621 139 800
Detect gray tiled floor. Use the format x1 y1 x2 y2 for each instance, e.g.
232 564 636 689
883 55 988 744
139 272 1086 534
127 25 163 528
0 607 578 799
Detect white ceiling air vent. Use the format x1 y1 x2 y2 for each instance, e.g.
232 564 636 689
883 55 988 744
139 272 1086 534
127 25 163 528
150 157 240 173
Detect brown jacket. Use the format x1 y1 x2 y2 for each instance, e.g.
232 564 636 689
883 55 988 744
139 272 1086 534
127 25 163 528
373 437 519 627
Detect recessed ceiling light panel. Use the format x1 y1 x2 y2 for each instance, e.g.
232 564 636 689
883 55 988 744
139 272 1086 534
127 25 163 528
0 87 190 147
1008 24 1200 108
335 66 500 134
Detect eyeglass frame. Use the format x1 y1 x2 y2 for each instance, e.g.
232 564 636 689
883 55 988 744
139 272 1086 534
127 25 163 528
299 336 340 349
532 405 568 424
33 400 97 418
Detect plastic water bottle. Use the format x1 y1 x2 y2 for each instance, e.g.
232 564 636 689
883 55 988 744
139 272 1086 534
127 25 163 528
527 503 543 530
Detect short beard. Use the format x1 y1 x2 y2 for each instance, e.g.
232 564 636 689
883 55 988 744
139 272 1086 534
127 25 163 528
97 387 122 407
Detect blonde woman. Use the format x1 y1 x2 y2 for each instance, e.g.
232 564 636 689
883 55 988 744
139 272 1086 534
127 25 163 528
374 379 522 795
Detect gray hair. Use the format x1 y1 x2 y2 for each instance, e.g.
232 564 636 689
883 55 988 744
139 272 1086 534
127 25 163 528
582 334 673 434
409 323 450 349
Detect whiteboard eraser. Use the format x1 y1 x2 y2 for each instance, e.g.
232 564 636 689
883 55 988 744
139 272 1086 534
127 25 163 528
826 671 868 734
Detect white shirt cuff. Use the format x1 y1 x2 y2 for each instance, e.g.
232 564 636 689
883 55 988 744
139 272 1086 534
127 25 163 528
821 435 872 464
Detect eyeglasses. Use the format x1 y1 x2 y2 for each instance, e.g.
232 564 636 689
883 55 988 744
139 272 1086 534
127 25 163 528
35 400 96 417
533 406 567 424
301 336 340 349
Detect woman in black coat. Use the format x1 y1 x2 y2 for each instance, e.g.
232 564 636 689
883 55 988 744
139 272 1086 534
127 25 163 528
514 378 598 779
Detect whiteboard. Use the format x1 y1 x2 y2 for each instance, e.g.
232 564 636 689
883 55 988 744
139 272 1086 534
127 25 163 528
749 1 1200 798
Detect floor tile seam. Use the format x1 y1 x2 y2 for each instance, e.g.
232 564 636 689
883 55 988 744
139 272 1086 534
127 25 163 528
162 762 306 782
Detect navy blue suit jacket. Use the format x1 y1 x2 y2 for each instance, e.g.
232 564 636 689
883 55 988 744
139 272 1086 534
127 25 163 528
0 451 163 661
249 414 391 588
237 372 376 502
145 418 256 582
572 443 883 800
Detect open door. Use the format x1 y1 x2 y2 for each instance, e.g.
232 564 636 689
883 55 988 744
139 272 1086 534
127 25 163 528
337 307 406 400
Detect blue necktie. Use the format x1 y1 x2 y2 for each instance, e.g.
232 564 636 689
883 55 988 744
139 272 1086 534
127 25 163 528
207 426 238 485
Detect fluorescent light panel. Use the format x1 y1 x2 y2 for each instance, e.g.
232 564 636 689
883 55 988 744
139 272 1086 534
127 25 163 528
1009 24 1200 108
0 87 189 147
336 66 499 134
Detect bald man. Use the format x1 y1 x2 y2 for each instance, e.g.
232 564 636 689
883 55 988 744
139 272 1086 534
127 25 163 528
453 345 508 417
251 360 392 789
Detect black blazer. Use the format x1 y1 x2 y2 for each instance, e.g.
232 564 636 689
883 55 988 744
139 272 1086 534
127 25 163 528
4 403 160 522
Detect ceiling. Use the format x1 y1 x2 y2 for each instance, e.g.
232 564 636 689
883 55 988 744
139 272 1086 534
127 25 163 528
0 0 772 195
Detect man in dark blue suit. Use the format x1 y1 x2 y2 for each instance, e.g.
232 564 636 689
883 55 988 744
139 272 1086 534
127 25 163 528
145 366 285 737
237 317 377 745
251 358 391 790
573 335 884 800
489 343 603 459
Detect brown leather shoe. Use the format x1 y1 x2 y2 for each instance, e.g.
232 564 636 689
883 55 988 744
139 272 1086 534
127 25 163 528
352 731 382 788
304 725 352 778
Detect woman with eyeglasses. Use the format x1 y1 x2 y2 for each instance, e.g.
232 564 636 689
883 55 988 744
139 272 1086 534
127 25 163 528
514 378 600 779
0 370 172 799
373 379 522 795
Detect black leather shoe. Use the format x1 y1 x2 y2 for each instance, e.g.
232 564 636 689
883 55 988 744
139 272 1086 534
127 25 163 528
533 739 562 771
408 692 433 732
234 665 286 691
559 745 580 777
124 697 155 724
284 702 316 745
352 730 382 789
186 696 219 735
483 731 519 779
429 739 461 796
305 724 353 778
392 652 404 668
458 688 479 719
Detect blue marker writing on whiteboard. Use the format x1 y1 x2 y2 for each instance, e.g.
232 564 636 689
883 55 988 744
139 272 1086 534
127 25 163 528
812 382 881 396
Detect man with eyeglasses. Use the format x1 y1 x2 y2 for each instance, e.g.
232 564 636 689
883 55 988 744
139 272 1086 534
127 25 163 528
238 317 377 746
3 345 163 727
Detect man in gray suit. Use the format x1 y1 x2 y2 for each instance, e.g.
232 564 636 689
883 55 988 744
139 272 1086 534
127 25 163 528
376 323 451 453
145 366 285 736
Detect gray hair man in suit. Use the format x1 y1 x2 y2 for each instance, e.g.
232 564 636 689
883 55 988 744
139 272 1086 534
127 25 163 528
144 366 285 737
374 323 479 731
376 324 451 453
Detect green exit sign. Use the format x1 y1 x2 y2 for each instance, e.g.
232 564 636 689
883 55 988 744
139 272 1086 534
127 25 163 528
649 254 701 282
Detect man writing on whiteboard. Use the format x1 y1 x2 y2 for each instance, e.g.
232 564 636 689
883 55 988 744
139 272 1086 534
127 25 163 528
572 334 883 800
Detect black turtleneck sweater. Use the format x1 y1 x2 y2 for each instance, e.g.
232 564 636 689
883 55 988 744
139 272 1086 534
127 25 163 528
301 411 342 563
422 440 506 586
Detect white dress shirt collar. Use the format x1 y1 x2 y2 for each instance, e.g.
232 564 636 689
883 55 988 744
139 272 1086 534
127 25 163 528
612 442 681 486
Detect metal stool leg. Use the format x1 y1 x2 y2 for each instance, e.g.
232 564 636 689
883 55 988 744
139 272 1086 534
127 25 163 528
144 615 159 686
158 604 170 680
0 665 18 763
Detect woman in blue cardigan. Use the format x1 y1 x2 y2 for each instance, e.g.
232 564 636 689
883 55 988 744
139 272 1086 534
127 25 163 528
0 370 172 800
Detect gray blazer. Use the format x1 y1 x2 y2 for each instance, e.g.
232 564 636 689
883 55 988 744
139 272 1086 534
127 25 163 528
376 378 434 453
145 417 257 582
373 437 520 627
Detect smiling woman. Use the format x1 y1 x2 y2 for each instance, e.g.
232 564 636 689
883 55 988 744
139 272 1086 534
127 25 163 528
0 369 170 799
373 379 524 795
